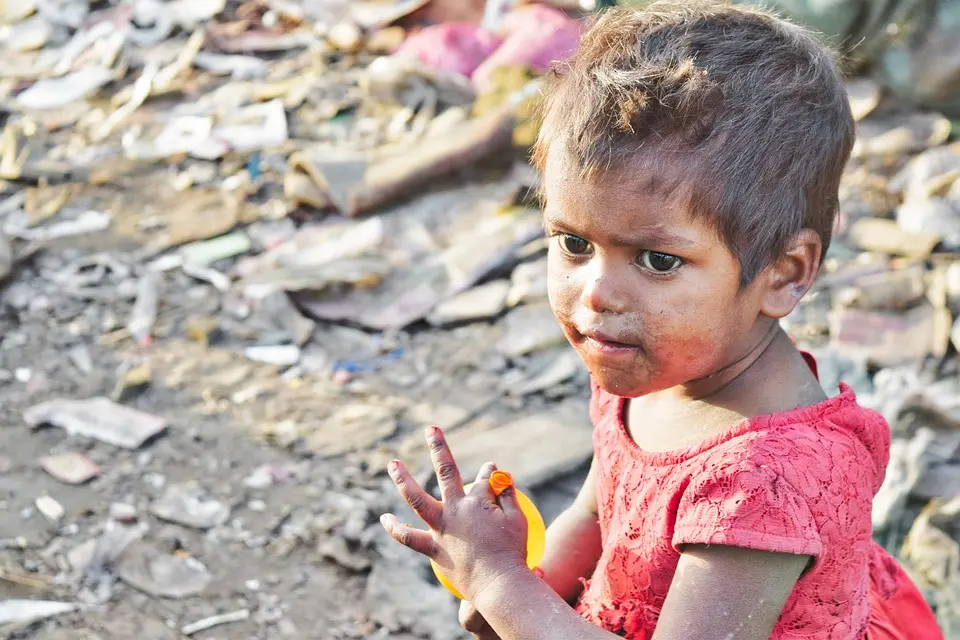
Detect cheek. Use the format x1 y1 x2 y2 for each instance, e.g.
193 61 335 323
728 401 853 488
546 258 579 313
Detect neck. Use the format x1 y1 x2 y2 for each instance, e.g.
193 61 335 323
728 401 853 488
673 319 783 402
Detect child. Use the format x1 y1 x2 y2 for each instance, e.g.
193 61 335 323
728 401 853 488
379 2 944 638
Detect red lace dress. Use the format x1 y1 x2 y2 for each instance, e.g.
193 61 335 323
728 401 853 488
575 358 943 639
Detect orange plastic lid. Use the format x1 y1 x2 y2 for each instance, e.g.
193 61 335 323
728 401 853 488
489 470 514 495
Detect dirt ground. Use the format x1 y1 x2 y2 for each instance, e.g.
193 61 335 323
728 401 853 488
0 222 591 639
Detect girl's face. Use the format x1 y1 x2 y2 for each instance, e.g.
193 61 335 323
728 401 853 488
543 148 772 399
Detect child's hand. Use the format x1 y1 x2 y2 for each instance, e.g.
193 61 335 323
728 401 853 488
380 426 530 604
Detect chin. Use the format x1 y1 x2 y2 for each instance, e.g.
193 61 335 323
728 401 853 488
590 371 660 399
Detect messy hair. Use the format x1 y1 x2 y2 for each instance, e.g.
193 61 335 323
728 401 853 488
532 1 855 283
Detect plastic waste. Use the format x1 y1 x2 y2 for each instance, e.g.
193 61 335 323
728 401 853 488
431 470 546 600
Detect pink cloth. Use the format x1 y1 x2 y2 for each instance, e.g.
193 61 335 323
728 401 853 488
472 4 582 88
392 5 582 89
394 23 502 78
576 356 943 639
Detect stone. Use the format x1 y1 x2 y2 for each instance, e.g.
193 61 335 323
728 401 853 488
39 452 102 485
303 404 398 458
23 397 168 449
829 303 940 366
444 400 592 488
427 280 510 325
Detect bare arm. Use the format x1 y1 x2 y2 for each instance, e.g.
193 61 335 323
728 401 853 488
538 455 603 602
472 545 808 640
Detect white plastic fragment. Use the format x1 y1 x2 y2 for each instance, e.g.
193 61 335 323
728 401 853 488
182 608 250 635
17 67 113 110
0 600 78 626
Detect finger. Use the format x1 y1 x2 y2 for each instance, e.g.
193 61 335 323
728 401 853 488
388 459 442 527
380 513 437 557
498 485 524 519
467 462 497 501
425 426 464 502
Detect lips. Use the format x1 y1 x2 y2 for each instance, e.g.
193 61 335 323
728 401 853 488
577 329 641 355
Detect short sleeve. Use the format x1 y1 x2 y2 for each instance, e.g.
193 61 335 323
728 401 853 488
673 460 823 559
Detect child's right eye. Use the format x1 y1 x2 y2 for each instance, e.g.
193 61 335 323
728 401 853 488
559 234 592 255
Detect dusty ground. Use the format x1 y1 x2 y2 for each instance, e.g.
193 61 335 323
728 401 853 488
0 224 591 640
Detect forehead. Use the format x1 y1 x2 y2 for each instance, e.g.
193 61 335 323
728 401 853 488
542 145 715 246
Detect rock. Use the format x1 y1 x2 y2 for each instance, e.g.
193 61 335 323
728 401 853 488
319 535 372 572
847 218 941 259
946 262 960 305
834 264 926 310
0 232 12 281
953 316 960 354
444 400 592 488
303 404 398 458
828 303 942 366
851 112 952 160
39 452 101 485
846 78 881 121
897 197 960 250
111 364 152 402
504 346 584 396
506 257 548 306
873 428 936 530
901 498 960 634
888 143 960 201
150 484 230 530
107 502 137 523
0 600 78 626
118 546 212 599
496 303 566 358
244 344 301 366
67 345 94 375
427 280 510 325
24 397 168 449
35 495 65 522
914 464 960 500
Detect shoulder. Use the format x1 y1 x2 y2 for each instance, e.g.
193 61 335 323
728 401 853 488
699 390 891 502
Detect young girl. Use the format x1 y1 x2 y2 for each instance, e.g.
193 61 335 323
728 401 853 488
379 2 944 638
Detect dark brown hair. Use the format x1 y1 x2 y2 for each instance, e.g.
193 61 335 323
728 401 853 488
532 1 855 283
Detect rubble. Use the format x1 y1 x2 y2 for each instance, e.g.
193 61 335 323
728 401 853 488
39 452 101 485
149 484 230 530
0 0 957 636
23 397 168 449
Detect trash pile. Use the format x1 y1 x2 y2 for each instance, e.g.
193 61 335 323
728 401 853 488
0 0 957 638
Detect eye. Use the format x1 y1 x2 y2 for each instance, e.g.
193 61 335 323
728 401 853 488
639 251 682 273
558 234 592 256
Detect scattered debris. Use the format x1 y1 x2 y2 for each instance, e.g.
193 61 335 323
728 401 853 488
23 397 168 449
39 452 101 485
0 600 78 626
150 484 230 530
182 608 250 636
0 1 957 637
118 546 212 599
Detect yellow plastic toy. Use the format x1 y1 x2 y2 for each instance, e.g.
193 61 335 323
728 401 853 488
431 470 546 600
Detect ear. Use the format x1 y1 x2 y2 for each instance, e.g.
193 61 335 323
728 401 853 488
759 229 822 319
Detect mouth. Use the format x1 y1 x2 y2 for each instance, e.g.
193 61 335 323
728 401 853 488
577 329 641 355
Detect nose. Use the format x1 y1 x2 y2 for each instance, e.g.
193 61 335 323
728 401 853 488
579 261 626 314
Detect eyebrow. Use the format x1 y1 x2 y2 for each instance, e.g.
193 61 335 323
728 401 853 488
543 214 699 250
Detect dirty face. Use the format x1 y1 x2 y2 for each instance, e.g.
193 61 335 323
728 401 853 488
543 149 770 398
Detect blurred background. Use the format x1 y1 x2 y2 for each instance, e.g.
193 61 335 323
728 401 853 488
0 0 958 637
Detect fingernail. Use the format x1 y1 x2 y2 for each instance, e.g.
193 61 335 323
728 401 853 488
387 460 400 475
379 514 390 527
425 426 441 440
